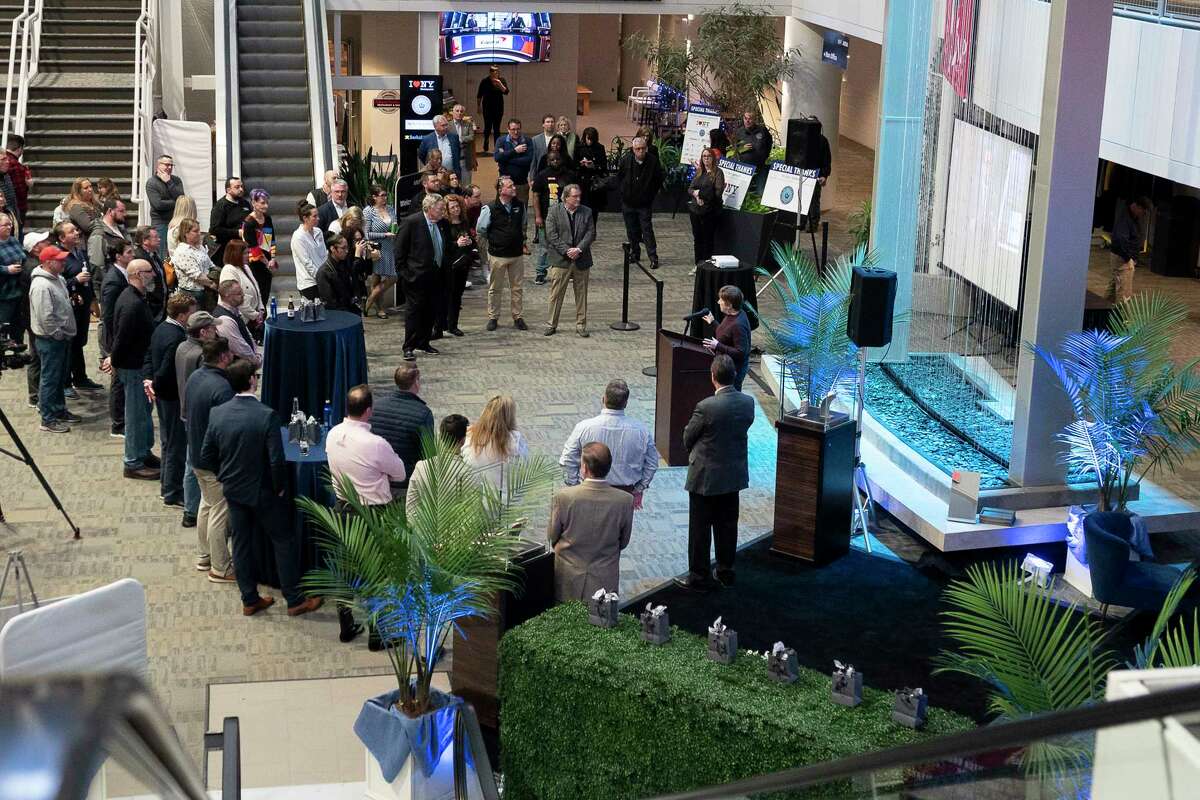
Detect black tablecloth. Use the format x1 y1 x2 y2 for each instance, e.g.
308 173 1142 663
248 428 335 590
261 310 368 427
688 260 760 338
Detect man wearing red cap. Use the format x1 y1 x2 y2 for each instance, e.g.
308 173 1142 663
28 245 79 433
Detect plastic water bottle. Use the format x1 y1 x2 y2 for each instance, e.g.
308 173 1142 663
323 400 332 431
269 295 277 321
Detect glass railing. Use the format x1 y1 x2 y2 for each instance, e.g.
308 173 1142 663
1115 0 1200 24
647 677 1200 800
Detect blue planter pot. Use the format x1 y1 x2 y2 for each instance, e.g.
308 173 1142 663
354 687 463 783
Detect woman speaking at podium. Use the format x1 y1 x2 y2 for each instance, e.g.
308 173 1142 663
702 285 751 391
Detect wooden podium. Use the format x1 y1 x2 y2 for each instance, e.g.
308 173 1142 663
770 412 855 564
655 330 715 466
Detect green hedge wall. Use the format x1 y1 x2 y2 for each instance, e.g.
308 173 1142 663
498 603 973 800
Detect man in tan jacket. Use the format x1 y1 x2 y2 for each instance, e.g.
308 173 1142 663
548 442 635 602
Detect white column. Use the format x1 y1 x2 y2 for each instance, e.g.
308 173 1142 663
158 0 185 118
417 12 441 76
1009 0 1115 486
779 18 841 206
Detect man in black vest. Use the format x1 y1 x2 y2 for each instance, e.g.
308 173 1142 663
477 176 528 332
199 358 324 618
395 194 451 361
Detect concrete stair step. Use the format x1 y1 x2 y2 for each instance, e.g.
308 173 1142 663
41 20 136 35
25 113 132 131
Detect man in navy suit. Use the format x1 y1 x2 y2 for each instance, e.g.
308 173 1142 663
675 354 757 592
199 358 324 618
418 115 462 177
395 194 450 361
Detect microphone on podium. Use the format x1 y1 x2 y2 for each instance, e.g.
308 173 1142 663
683 307 711 323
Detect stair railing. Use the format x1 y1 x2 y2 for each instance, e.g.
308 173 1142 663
214 0 240 184
130 0 158 213
303 0 337 183
2 0 44 145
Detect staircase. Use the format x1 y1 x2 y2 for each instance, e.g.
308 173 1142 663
236 0 317 275
16 0 140 229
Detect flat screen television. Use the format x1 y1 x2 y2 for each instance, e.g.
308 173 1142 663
440 13 552 63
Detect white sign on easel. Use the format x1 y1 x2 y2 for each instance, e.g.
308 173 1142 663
717 158 755 211
761 161 818 215
680 104 722 166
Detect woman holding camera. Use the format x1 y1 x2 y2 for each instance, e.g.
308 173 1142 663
363 184 397 320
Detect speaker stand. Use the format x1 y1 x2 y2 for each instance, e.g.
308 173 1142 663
852 349 874 554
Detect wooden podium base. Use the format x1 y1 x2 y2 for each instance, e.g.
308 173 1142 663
770 412 855 565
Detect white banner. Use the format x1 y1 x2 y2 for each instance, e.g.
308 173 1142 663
717 158 755 211
681 104 722 166
762 161 818 215
150 119 214 229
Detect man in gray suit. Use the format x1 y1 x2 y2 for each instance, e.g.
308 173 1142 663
675 354 756 591
543 184 595 337
548 442 635 602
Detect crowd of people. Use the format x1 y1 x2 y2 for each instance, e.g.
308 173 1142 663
4 97 772 623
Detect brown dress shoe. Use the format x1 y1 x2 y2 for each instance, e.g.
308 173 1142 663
242 596 275 616
124 466 161 480
287 596 324 617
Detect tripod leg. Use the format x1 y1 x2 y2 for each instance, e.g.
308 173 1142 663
0 408 81 539
16 553 38 607
853 465 873 555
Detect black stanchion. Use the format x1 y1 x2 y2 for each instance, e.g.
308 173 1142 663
821 220 830 269
610 242 641 332
642 271 664 378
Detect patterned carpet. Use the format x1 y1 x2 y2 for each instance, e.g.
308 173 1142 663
0 212 788 763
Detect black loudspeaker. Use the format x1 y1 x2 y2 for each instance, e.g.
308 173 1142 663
786 118 823 168
847 267 897 348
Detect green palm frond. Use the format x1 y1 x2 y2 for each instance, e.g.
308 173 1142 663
1157 610 1200 668
1130 568 1197 669
934 561 1114 717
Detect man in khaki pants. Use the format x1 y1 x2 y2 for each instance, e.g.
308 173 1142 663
477 176 529 331
1109 196 1151 304
544 184 596 337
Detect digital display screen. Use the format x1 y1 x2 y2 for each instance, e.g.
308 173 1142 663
440 13 551 63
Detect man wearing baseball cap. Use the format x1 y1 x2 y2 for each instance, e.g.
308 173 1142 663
27 245 79 433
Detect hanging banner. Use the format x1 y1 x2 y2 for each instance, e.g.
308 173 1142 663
681 104 722 166
762 162 818 215
821 31 850 70
941 0 975 99
717 158 755 211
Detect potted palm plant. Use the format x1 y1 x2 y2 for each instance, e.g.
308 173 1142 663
1031 292 1200 593
755 243 872 563
300 433 558 798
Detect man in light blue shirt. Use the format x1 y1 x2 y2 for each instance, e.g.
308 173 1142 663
560 379 659 509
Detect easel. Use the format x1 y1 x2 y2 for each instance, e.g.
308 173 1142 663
0 551 39 613
756 172 828 300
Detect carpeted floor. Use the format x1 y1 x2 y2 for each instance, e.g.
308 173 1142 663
633 537 993 723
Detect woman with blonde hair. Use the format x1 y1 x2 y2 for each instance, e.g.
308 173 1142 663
166 195 198 251
171 217 218 306
461 394 529 493
554 115 578 161
65 177 98 235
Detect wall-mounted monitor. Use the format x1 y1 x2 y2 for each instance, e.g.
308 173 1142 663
440 13 552 63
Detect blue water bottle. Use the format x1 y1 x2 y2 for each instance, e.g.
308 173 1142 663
323 400 332 430
269 295 277 321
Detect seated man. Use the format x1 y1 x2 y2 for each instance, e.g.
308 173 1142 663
547 442 634 602
406 413 469 517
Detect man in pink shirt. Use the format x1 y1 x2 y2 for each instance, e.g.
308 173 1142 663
326 384 408 645
326 384 408 507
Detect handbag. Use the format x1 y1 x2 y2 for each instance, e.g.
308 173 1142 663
163 258 176 291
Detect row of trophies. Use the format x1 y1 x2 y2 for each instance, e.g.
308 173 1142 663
587 589 929 729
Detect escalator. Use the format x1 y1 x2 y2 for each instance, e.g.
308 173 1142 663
232 0 334 279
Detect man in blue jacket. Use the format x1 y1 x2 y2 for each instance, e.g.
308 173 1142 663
494 118 533 205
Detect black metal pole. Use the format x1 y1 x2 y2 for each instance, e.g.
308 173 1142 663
642 278 664 378
821 220 830 269
0 405 80 539
611 242 641 332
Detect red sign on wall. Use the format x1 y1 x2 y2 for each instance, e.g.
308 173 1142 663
941 0 975 100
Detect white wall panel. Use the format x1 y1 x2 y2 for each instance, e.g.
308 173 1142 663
972 0 1200 189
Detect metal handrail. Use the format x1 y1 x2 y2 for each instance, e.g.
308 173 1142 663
130 0 157 211
1 0 32 145
304 0 336 182
2 0 43 145
215 0 241 182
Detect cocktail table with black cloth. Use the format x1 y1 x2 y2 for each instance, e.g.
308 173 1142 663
245 429 336 590
687 259 759 338
261 310 368 428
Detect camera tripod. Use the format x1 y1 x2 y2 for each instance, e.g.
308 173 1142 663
0 403 80 539
0 550 39 611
